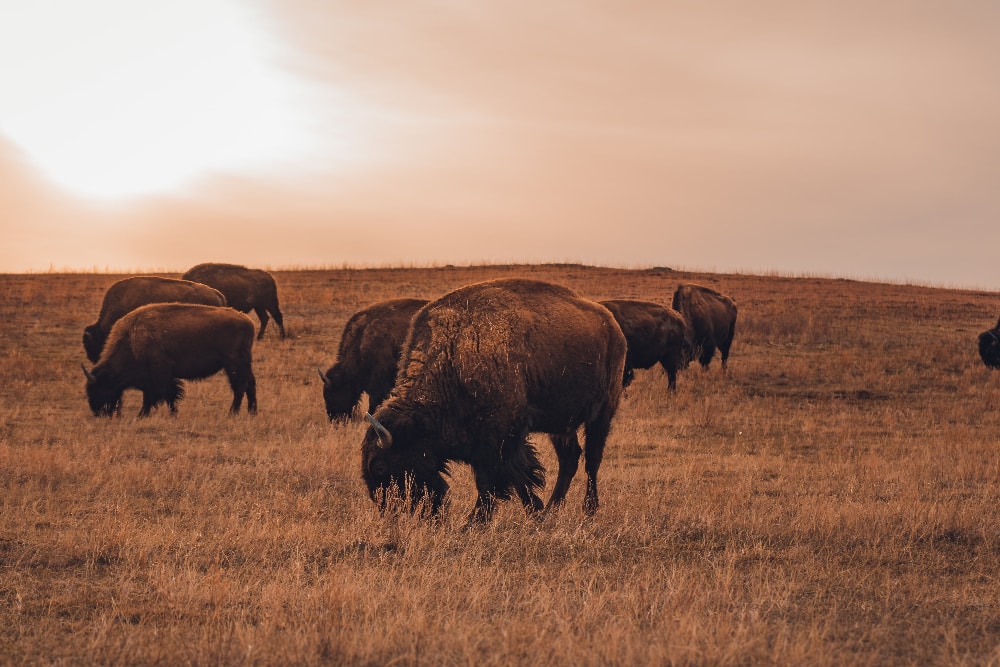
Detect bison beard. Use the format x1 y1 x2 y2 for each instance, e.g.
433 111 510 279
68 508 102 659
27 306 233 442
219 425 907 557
358 278 626 526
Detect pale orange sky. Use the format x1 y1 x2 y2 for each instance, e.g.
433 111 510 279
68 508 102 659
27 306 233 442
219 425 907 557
2 2 1000 288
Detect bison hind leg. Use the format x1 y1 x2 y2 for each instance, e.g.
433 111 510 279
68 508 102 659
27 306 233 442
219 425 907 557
253 308 269 340
226 367 256 414
270 305 286 339
582 405 616 516
698 340 717 369
546 433 582 510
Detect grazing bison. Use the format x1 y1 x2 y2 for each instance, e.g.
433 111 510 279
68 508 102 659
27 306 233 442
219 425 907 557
82 276 226 362
671 283 738 370
361 278 626 525
319 298 429 421
82 303 257 417
978 317 1000 368
599 299 690 391
181 263 285 340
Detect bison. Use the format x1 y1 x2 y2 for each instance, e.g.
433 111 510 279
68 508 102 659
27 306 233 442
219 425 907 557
82 276 227 363
671 283 738 370
181 263 285 340
82 303 257 417
599 299 690 391
360 278 626 525
979 317 1000 368
318 298 429 421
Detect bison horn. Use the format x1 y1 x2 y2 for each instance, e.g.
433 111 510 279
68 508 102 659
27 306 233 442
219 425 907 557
365 412 393 449
989 330 1000 344
316 368 331 386
81 363 96 383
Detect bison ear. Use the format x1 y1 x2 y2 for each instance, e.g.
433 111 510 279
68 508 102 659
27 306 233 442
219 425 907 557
365 412 394 449
81 363 96 384
316 367 331 386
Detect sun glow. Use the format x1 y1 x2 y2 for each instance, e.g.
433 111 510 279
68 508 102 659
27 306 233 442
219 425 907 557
0 0 312 200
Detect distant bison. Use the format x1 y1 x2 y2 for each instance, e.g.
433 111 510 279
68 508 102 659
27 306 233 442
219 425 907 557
671 283 738 370
978 317 1000 368
182 263 285 340
82 303 257 417
361 278 626 525
82 276 226 362
599 299 690 391
319 298 429 421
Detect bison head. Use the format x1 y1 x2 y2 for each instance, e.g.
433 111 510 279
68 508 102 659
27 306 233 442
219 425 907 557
979 329 1000 369
317 367 360 422
360 412 448 515
82 325 106 364
82 364 122 417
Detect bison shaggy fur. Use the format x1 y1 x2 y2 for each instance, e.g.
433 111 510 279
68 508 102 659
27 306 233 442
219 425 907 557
83 303 257 417
83 276 226 363
361 278 627 525
320 298 429 421
182 263 285 340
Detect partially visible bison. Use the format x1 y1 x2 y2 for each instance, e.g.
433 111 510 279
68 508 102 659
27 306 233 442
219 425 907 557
599 299 690 391
978 317 1000 368
82 303 257 417
82 276 226 362
182 263 285 340
671 283 738 370
360 278 626 525
319 298 429 421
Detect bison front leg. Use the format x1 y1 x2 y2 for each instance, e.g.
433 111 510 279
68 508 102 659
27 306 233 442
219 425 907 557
163 379 183 415
466 468 508 526
466 491 498 526
514 484 544 514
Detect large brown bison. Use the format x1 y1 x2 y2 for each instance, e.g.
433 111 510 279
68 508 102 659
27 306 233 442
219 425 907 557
181 263 285 340
599 299 690 391
671 283 738 370
82 276 227 363
82 303 257 417
318 297 429 421
978 317 1000 368
361 278 627 525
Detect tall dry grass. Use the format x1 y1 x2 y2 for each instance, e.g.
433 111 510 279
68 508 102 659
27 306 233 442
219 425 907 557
2 265 1000 665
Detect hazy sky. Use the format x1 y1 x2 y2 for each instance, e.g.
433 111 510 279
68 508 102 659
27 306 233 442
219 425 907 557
2 1 1000 288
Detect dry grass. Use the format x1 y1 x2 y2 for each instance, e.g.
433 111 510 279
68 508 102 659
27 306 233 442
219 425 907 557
3 264 1000 665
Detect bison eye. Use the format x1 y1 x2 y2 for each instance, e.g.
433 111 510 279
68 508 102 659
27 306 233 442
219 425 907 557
369 457 389 478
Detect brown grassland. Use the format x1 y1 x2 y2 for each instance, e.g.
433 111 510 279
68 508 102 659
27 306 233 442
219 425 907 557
3 263 1000 666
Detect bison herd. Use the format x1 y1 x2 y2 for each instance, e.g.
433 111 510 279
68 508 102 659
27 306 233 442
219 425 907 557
78 265 1000 525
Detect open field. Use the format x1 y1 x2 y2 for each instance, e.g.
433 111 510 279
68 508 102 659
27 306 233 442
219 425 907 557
3 263 1000 665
